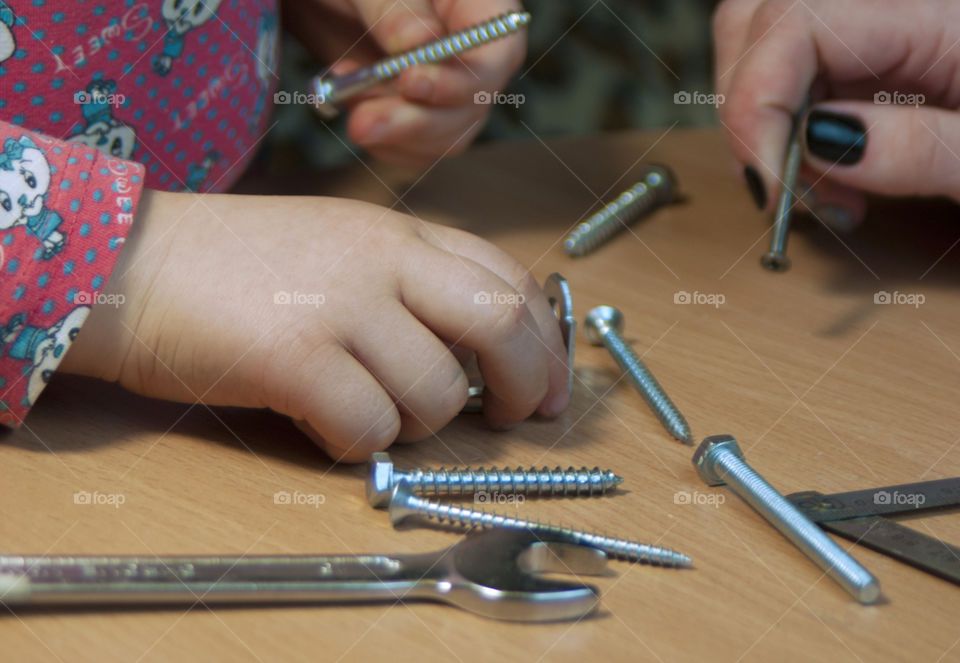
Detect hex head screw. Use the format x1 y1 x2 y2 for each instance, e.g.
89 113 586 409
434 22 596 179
564 165 677 257
693 435 881 604
388 482 692 567
366 452 624 508
310 12 531 119
584 306 692 444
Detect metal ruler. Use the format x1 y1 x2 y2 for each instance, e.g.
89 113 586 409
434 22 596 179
787 478 960 585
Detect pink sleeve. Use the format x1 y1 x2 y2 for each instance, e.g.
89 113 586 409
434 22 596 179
0 121 144 428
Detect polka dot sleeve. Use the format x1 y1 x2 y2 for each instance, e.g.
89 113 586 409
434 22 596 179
0 121 143 427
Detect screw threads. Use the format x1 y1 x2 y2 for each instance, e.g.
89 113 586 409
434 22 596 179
373 12 531 80
565 166 676 257
397 466 623 498
600 329 692 444
394 490 691 567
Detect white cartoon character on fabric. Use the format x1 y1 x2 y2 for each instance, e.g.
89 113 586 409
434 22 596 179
0 1 16 63
68 79 137 159
153 0 223 76
0 306 89 407
0 135 65 259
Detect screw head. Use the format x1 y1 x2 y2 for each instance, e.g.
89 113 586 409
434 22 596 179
310 76 340 120
584 306 624 346
642 164 677 203
692 435 743 486
387 481 418 525
366 452 395 507
761 252 791 272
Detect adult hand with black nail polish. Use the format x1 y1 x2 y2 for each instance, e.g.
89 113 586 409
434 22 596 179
713 0 960 228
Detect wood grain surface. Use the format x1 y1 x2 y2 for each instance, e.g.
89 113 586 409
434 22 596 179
3 128 960 662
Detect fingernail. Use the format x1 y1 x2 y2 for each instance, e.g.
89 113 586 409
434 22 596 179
743 165 767 209
360 119 391 145
806 110 866 165
403 76 433 102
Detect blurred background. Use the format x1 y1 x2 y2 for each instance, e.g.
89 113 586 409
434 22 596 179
266 0 721 170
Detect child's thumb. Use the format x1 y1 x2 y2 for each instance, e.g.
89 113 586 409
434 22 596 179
351 0 444 55
803 100 960 200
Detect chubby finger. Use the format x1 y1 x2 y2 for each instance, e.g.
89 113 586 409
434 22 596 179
421 223 571 417
802 102 960 199
712 0 766 99
796 171 867 234
288 343 400 463
350 0 444 54
345 300 469 442
396 245 550 429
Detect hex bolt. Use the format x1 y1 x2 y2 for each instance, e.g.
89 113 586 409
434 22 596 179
584 306 692 444
366 452 624 507
693 435 881 604
564 165 677 257
761 100 809 272
309 12 531 119
388 482 692 566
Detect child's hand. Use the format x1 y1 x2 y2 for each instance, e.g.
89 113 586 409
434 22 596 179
59 190 570 462
285 0 527 168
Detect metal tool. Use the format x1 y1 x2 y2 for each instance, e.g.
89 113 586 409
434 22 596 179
0 529 605 622
787 477 960 586
693 435 880 604
389 482 692 567
366 451 623 507
462 272 575 414
310 12 531 119
761 99 809 271
565 165 678 257
584 305 692 444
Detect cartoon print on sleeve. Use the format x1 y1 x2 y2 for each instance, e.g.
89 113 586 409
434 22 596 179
153 0 224 77
185 149 219 191
0 136 66 260
251 12 278 133
0 1 15 64
67 80 138 160
0 306 89 408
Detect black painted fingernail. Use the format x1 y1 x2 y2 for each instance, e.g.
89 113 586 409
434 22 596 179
743 165 767 209
806 110 866 165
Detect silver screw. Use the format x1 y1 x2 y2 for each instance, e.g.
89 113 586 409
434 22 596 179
388 482 691 567
584 306 692 444
761 99 809 271
309 12 531 119
693 435 881 604
366 452 623 507
564 165 677 257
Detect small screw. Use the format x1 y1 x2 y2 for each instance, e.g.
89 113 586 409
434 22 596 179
564 165 677 257
309 12 531 119
366 452 624 507
584 306 692 444
762 100 809 271
693 435 881 604
388 482 691 566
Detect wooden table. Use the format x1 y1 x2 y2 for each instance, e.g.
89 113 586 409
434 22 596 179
4 128 960 662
